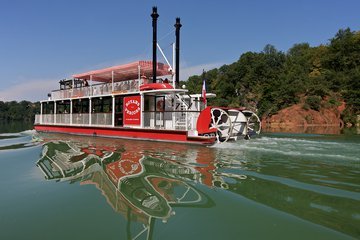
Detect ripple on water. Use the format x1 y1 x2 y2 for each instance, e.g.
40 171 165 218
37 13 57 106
211 135 360 163
1 130 359 239
0 132 40 151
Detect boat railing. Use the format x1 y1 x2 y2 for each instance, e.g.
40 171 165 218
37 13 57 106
35 110 199 131
34 114 41 124
56 114 71 125
72 113 90 125
36 113 112 126
41 114 54 125
50 79 141 100
112 80 140 94
91 113 112 126
142 110 200 131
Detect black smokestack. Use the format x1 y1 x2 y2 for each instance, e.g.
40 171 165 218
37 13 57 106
174 17 182 87
151 7 159 83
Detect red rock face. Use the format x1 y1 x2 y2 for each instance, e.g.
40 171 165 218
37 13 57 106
261 101 345 134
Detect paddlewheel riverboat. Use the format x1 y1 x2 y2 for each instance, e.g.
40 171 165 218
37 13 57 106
34 7 261 145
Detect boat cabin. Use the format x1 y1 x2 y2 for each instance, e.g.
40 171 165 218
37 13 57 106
35 61 212 136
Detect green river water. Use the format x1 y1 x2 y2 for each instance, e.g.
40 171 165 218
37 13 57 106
0 124 359 239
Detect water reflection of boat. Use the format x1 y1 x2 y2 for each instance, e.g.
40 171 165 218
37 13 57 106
36 135 220 239
35 133 359 239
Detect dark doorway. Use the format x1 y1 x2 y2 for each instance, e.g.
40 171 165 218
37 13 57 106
114 96 123 126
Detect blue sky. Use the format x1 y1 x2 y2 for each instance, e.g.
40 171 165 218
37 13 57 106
0 0 359 101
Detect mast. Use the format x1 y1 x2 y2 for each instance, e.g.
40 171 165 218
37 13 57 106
174 17 182 88
151 7 159 83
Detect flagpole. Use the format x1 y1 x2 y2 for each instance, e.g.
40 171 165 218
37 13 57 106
202 69 207 107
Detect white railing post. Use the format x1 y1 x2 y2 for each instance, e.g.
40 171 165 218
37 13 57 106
112 71 114 93
54 101 57 125
70 100 73 125
172 94 175 129
90 75 93 96
138 64 141 81
72 79 75 97
172 43 176 88
40 102 43 124
112 96 115 127
89 98 92 126
140 93 144 128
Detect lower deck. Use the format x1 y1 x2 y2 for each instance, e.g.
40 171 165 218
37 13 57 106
35 110 199 131
34 124 216 145
37 89 205 133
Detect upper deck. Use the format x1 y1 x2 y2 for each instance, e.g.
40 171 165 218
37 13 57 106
48 61 172 101
36 60 207 133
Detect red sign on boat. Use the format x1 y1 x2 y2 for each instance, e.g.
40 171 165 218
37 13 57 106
124 95 141 125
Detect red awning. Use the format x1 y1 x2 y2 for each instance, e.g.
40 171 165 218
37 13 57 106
72 61 171 82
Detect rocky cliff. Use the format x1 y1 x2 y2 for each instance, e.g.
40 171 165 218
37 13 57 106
261 100 345 133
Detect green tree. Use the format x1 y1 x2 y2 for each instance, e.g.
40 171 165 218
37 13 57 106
183 28 359 124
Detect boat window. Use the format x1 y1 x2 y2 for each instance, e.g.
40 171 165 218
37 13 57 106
42 102 54 114
73 99 89 114
114 96 123 126
115 96 123 113
92 97 112 113
56 100 71 114
155 96 165 112
144 96 151 111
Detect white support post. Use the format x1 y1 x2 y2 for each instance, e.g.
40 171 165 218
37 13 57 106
138 63 141 81
111 71 114 92
172 43 176 88
172 93 176 129
40 102 43 124
89 98 92 126
90 75 93 96
54 101 57 124
140 93 144 128
71 79 75 98
70 100 73 125
112 96 115 127
198 96 200 111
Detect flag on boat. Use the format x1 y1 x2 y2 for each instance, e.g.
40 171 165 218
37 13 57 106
202 78 207 104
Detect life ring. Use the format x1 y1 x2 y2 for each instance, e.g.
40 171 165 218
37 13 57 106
156 99 164 111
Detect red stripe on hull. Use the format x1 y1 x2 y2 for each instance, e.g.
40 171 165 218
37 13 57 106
34 125 215 145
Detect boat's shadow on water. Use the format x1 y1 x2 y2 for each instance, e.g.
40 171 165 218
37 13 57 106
33 132 360 239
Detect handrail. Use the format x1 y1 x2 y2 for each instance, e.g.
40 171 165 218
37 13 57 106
50 79 140 101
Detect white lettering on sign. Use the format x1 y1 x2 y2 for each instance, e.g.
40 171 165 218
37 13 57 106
125 99 140 115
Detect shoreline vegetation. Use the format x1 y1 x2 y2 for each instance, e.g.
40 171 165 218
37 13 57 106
182 28 359 128
0 101 39 133
0 101 40 122
1 28 359 133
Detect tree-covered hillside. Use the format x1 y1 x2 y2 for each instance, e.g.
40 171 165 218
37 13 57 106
182 28 360 125
0 101 40 122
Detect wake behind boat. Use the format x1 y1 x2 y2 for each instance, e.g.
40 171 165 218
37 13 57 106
34 7 261 145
